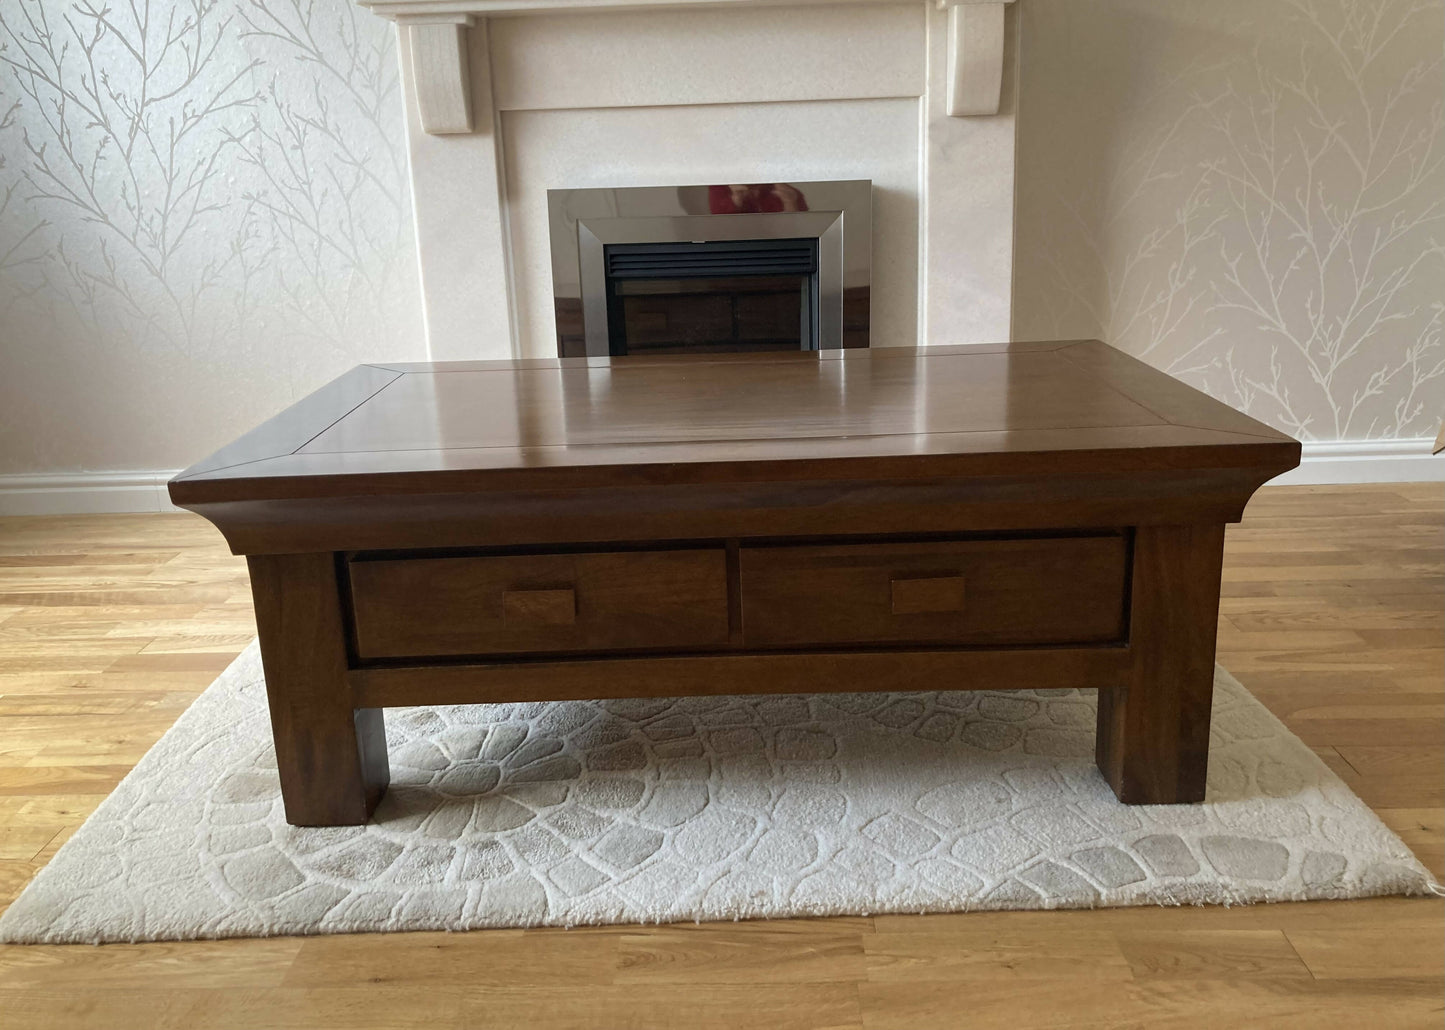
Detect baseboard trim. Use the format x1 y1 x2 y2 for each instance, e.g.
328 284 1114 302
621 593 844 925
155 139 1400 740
0 471 183 516
0 440 1438 516
1274 438 1443 486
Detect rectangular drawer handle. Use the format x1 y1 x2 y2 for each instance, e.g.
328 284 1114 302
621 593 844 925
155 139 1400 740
890 573 965 615
503 587 576 626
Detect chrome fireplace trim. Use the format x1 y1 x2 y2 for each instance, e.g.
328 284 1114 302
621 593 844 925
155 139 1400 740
547 181 871 357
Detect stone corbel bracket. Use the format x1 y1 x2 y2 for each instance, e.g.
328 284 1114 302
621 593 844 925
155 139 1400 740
400 13 475 134
938 0 1014 117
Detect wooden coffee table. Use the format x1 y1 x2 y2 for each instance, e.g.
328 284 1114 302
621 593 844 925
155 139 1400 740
169 341 1299 826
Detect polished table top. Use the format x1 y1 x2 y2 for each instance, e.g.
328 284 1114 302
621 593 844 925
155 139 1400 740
170 341 1300 504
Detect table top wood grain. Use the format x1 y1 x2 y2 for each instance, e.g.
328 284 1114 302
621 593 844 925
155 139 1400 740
170 341 1299 505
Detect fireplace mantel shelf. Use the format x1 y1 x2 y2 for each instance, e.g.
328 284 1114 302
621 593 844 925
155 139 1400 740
361 0 1006 18
358 0 1015 134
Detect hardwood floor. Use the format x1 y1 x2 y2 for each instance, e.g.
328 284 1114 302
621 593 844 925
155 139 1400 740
0 483 1440 1029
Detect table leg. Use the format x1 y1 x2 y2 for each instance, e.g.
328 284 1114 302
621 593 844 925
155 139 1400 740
248 552 389 825
1096 523 1225 804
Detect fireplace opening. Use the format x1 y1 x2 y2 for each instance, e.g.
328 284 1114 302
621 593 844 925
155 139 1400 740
604 238 820 355
548 180 870 358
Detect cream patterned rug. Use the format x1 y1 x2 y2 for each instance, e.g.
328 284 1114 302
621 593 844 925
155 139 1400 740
0 643 1432 943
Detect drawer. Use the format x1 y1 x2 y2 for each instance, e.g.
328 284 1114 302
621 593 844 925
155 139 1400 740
739 535 1127 649
349 549 729 659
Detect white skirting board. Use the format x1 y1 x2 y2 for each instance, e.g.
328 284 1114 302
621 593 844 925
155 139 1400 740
0 440 1439 516
0 471 184 517
1269 438 1443 486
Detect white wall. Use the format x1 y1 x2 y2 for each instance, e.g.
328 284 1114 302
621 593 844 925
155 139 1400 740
1013 0 1445 446
0 0 426 480
0 0 1440 514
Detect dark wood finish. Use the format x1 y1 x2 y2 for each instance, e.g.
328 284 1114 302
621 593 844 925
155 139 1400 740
739 536 1127 648
1056 341 1294 442
248 553 388 825
891 573 966 615
168 465 1290 557
725 538 744 648
169 342 1298 511
503 587 576 626
182 364 400 480
167 343 1297 558
168 343 1301 824
349 549 729 659
1095 524 1226 803
350 646 1134 709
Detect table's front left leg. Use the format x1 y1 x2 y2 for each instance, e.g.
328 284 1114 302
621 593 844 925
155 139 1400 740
1096 523 1226 804
248 552 389 826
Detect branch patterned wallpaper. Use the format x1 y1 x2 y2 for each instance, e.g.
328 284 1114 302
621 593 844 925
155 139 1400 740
0 0 423 473
1014 0 1444 442
0 0 1440 475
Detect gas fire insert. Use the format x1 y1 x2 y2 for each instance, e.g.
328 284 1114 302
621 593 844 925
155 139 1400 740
547 181 871 357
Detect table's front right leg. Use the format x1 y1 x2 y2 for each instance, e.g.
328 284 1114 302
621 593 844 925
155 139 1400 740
248 552 389 826
1095 523 1226 804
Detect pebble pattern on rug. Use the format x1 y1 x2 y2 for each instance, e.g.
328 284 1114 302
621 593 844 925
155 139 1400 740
0 643 1431 943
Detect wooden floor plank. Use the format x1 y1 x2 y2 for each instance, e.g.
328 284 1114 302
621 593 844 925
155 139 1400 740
1285 927 1445 980
858 976 1444 1030
0 938 304 989
458 984 863 1030
1111 929 1313 980
615 926 867 984
861 929 1132 982
0 987 467 1030
284 929 620 988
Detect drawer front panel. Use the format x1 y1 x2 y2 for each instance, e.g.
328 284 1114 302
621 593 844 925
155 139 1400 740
739 535 1128 648
350 549 729 659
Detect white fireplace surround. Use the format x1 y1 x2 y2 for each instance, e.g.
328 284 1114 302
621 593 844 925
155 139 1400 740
357 0 1019 360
